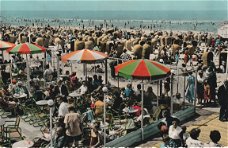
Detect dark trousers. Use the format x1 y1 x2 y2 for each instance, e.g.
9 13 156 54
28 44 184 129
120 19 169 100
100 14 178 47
219 105 228 121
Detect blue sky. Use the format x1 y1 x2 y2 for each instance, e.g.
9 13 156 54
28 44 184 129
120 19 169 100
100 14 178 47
1 0 227 11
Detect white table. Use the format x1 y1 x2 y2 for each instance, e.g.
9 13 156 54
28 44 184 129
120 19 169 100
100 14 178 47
13 93 27 99
69 91 81 98
123 108 138 114
36 100 48 106
12 140 34 148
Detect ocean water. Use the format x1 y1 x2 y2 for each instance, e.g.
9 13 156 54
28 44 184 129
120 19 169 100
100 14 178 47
1 10 227 20
1 10 227 32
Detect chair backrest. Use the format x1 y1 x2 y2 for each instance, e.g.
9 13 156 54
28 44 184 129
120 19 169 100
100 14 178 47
15 116 20 128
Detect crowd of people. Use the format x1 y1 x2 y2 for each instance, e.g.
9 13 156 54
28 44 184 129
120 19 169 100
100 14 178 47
0 22 228 147
158 110 223 147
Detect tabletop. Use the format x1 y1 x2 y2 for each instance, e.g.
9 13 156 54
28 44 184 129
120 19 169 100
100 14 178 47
36 100 48 106
12 140 34 148
13 93 27 99
123 108 138 113
69 91 81 97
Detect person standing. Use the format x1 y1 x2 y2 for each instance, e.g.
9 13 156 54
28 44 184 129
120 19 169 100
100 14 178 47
185 72 195 103
197 71 204 105
64 106 82 147
217 80 228 121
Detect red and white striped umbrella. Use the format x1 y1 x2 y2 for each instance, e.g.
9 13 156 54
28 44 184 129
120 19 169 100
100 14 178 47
61 49 108 63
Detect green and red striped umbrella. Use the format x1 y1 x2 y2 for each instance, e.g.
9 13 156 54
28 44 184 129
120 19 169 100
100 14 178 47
7 43 46 54
0 40 15 50
115 59 171 80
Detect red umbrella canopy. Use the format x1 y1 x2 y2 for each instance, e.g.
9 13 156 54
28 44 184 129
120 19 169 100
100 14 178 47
0 40 15 50
7 43 46 54
61 49 108 63
115 59 171 80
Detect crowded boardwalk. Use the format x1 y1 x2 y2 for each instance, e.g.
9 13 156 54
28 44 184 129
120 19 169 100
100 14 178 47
0 1 228 147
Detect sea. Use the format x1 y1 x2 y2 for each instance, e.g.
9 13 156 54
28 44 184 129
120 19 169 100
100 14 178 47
1 10 227 33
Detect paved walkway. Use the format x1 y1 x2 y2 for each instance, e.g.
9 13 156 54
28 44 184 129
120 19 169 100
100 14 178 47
137 107 228 147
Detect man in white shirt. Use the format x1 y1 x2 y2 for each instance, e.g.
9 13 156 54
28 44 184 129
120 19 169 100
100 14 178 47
78 81 88 95
168 118 182 147
57 96 69 117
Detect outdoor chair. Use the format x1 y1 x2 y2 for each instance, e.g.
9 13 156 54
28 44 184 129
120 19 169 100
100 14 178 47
4 116 23 145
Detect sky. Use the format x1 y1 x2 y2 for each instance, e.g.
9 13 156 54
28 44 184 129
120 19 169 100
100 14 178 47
0 0 227 11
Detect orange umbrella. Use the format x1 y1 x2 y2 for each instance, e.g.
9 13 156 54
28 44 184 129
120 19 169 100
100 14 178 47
61 49 108 63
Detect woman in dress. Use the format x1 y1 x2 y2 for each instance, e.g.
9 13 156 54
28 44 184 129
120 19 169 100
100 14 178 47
185 72 195 103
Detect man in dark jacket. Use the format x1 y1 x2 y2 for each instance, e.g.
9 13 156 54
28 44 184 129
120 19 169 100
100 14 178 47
217 80 228 121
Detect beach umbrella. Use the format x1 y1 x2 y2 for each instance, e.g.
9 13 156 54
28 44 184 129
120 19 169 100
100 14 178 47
61 49 107 63
0 40 15 60
0 40 15 50
115 59 171 80
61 49 108 83
115 59 171 140
7 43 45 54
7 43 46 90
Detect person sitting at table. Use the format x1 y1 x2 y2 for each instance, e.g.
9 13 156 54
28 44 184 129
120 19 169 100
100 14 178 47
92 75 100 90
14 81 29 98
58 79 69 97
0 85 11 97
53 127 66 148
124 84 134 99
98 76 103 85
95 65 104 73
94 96 104 117
77 81 88 95
70 72 78 89
8 79 17 92
89 121 101 147
57 96 69 117
0 96 19 116
67 97 74 108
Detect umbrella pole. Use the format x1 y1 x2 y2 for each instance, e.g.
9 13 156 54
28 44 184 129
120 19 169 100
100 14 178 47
170 75 174 114
157 80 159 107
71 62 73 73
57 56 60 79
141 81 144 140
183 75 186 109
105 59 108 84
10 60 12 84
117 74 119 89
26 54 30 91
193 70 197 110
86 63 87 81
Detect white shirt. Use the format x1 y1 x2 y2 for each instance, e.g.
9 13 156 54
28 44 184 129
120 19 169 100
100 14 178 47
168 125 182 140
186 137 204 147
79 85 88 95
58 102 69 117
